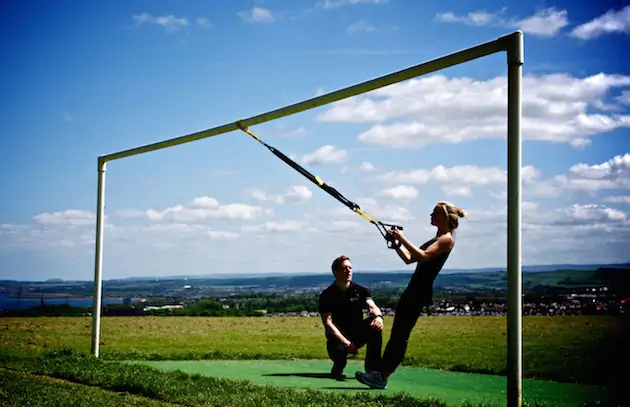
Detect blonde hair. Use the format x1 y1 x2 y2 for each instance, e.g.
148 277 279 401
438 201 466 230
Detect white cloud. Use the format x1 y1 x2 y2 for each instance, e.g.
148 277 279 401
558 204 626 224
206 230 239 240
316 0 387 10
245 189 268 202
196 17 211 28
347 20 375 33
208 170 239 176
435 7 568 37
460 202 630 266
359 162 375 172
304 49 423 56
132 13 190 31
33 210 97 227
317 73 630 150
328 197 413 223
376 165 507 187
435 10 501 27
238 7 275 23
529 203 626 236
0 219 246 263
341 161 376 174
114 196 266 222
3 194 629 280
603 195 630 204
551 153 630 192
527 154 630 198
616 90 630 105
322 220 363 233
62 112 75 122
242 220 312 234
0 219 96 252
570 6 630 40
244 185 313 204
446 186 473 197
284 185 313 202
301 145 348 165
279 127 306 137
372 154 630 200
511 8 568 37
471 203 626 229
540 154 630 197
377 185 419 200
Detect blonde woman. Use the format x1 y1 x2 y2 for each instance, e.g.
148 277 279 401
356 201 466 390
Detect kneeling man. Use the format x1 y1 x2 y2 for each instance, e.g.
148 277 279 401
319 255 384 381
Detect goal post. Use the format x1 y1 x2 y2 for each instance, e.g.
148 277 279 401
91 31 523 407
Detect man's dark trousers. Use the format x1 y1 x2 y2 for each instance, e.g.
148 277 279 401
327 316 383 376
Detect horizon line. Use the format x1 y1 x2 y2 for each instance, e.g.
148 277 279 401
2 261 629 283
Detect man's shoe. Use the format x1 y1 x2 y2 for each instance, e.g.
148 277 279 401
355 371 387 389
330 367 346 381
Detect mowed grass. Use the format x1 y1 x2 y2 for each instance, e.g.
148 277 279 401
1 350 465 407
1 315 628 387
0 368 179 407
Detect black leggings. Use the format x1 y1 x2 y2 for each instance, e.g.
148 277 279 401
379 286 429 376
327 316 383 373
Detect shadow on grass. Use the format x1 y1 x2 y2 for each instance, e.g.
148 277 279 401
320 387 376 391
263 372 377 391
263 372 336 379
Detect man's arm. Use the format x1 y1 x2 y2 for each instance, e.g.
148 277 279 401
364 290 384 331
320 312 353 347
365 298 382 319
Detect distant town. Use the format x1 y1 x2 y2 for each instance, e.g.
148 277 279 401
1 262 629 317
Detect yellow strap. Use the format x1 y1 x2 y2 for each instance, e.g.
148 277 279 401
354 208 377 223
314 176 324 186
235 118 261 142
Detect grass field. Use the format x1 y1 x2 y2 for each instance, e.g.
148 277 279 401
1 315 628 406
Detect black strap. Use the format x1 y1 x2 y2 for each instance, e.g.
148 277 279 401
236 121 404 248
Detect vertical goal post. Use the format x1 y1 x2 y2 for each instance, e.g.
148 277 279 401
91 31 524 406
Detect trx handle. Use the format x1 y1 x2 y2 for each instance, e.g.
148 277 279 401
372 220 404 249
235 119 404 248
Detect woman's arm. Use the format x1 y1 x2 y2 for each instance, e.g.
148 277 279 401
395 232 453 263
393 240 415 264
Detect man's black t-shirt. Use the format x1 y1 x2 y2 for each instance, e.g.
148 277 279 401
319 281 372 337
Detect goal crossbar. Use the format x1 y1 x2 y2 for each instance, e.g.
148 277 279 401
91 31 523 407
99 32 513 163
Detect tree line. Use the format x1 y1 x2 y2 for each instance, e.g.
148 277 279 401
3 285 619 317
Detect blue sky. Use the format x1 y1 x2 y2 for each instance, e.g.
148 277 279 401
1 0 629 281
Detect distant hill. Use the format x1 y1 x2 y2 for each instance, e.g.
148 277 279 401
440 262 630 274
103 262 630 283
2 263 628 291
98 265 629 293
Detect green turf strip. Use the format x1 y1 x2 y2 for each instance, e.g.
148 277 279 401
128 359 607 407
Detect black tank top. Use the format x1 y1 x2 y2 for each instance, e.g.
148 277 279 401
407 236 453 294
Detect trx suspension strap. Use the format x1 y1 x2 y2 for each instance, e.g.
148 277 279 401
235 119 403 248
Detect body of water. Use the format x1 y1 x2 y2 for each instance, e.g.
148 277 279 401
0 293 126 312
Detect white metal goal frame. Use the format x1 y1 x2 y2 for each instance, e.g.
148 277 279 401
90 31 524 406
